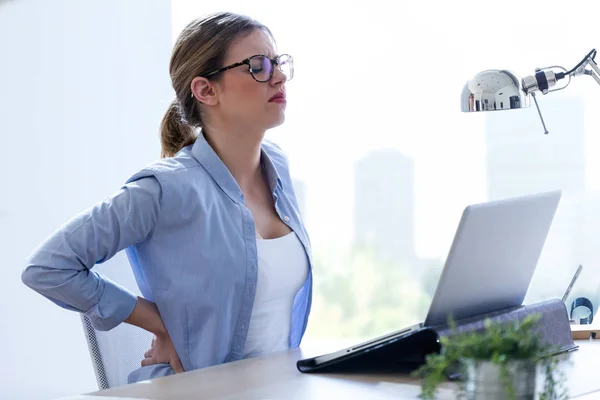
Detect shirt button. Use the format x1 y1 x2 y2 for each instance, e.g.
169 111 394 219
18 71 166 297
283 216 290 222
235 344 241 351
250 263 256 273
240 323 246 330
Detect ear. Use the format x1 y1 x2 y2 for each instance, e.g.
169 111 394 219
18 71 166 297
191 77 219 106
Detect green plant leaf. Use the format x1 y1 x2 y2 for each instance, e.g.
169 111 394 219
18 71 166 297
414 313 569 399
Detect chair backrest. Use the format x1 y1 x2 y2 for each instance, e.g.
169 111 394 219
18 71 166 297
80 314 154 389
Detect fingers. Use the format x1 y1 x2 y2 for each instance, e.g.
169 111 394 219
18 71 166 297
140 355 183 374
139 334 184 373
171 357 185 374
141 357 155 367
144 337 156 358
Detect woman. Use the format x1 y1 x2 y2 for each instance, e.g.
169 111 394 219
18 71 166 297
21 11 312 383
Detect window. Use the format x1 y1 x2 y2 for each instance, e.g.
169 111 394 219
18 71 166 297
172 0 600 347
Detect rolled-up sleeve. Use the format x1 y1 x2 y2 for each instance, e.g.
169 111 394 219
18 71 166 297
21 176 162 331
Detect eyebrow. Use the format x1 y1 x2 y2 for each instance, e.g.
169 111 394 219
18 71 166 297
257 49 276 58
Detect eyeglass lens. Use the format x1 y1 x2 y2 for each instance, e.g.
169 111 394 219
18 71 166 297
248 55 293 82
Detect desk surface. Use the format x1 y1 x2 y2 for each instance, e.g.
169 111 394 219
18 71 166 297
64 340 600 400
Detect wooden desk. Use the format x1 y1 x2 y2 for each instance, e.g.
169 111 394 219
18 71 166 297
64 340 600 400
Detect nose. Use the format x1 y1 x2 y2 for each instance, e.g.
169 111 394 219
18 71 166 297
270 65 287 86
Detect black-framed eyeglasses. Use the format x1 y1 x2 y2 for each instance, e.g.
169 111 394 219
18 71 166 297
202 54 294 83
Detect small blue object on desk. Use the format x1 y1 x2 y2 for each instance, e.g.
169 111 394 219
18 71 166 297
571 297 594 329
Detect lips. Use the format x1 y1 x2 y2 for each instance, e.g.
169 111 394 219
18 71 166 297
269 92 286 102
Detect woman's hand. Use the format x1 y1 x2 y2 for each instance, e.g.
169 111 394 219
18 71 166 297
141 333 185 373
123 296 184 373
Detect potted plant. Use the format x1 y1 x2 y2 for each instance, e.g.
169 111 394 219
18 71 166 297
412 314 569 400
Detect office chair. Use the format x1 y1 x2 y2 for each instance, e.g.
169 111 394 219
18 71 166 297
80 314 154 389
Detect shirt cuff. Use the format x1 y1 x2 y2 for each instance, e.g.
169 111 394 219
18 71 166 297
84 277 138 331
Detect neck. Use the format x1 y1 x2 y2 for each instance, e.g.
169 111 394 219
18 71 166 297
202 123 265 190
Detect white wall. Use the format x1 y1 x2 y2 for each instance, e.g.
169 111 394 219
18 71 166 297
0 1 173 398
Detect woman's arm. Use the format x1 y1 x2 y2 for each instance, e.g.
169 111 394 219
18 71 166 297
127 296 184 372
21 176 162 332
125 296 168 337
22 175 185 372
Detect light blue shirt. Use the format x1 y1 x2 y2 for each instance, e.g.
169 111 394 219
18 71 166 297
21 133 313 382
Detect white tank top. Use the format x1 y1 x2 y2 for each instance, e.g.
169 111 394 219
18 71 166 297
243 231 309 358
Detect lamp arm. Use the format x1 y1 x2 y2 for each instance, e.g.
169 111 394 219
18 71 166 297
523 49 598 94
521 49 598 135
584 57 600 86
559 53 600 86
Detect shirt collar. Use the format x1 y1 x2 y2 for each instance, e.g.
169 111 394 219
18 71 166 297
260 147 284 195
191 131 284 204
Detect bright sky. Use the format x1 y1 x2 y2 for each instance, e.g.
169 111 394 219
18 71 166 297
170 0 600 260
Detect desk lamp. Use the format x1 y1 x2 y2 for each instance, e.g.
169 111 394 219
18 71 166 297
460 49 599 134
462 50 600 329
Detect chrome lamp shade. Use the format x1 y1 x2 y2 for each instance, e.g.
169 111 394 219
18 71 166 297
459 49 599 130
460 69 530 112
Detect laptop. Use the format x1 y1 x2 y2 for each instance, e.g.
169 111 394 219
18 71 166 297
297 190 562 370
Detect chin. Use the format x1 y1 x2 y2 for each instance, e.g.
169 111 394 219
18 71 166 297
265 114 286 130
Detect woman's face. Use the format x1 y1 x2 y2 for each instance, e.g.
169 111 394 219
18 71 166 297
211 29 291 133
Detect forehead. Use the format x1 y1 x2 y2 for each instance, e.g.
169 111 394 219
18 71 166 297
225 29 276 63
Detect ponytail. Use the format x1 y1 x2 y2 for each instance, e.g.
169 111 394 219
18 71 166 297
159 99 197 158
160 13 271 158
